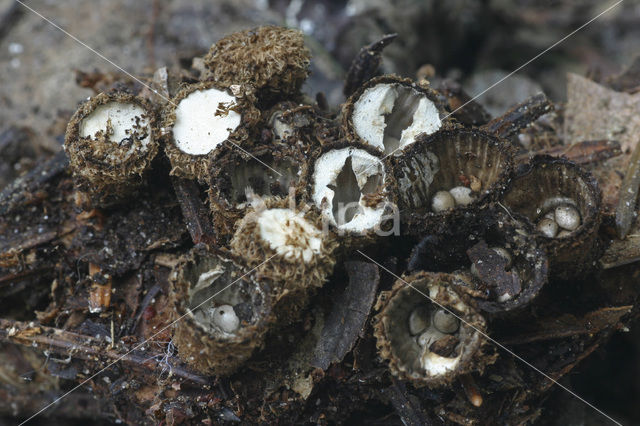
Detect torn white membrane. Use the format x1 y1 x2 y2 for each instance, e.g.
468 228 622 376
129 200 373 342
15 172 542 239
312 147 388 232
409 304 462 376
80 101 151 149
417 285 468 376
172 88 241 155
257 208 323 263
420 342 462 376
352 83 441 155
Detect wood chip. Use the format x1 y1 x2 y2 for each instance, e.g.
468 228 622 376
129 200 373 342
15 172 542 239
312 261 380 370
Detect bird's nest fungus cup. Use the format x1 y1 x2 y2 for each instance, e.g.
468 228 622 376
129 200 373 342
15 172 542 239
374 272 495 386
230 196 338 323
307 141 399 247
163 81 260 182
391 127 514 235
170 247 274 376
502 155 602 279
204 26 310 103
408 208 548 314
230 197 337 291
266 101 319 148
64 91 158 207
342 75 448 156
208 141 309 243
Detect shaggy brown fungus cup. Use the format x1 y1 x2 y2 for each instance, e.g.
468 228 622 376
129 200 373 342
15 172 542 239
208 141 308 243
64 91 158 207
306 141 399 247
230 197 338 323
408 208 548 314
266 101 319 147
170 247 274 376
374 272 494 386
204 26 310 102
501 155 602 279
391 127 514 236
230 197 337 290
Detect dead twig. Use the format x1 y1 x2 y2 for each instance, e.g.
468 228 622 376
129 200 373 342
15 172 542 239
343 34 397 97
0 318 209 385
481 93 553 140
517 139 622 165
500 306 632 345
0 151 68 216
171 177 216 246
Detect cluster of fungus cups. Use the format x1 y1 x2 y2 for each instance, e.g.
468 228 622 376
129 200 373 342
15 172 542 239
390 127 514 235
374 272 493 385
207 100 323 243
64 91 158 206
165 26 311 183
502 156 602 279
62 23 601 393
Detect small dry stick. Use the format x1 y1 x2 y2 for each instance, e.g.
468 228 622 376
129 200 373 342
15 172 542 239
518 139 621 165
481 93 553 140
343 34 397 97
0 151 68 216
0 318 208 384
171 177 217 246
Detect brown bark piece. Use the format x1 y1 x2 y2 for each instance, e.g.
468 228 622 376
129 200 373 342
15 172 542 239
312 261 380 370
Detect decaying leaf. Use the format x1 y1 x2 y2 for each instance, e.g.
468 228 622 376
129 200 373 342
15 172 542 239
564 73 640 211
